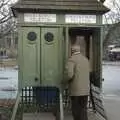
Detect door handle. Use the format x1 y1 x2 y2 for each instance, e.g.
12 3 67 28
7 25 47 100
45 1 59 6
35 77 38 82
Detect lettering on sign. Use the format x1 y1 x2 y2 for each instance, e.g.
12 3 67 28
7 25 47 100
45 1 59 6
24 13 56 23
65 15 96 24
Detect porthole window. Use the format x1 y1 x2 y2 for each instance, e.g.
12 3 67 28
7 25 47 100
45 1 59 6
27 32 37 41
44 32 54 42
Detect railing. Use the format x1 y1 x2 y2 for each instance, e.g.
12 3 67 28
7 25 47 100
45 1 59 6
11 93 21 120
90 84 108 120
11 86 64 120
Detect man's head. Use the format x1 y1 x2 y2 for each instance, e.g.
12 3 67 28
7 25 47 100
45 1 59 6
71 45 80 54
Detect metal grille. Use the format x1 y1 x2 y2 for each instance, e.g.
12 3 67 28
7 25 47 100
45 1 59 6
90 84 108 120
14 86 96 120
21 86 60 112
62 89 71 113
62 89 92 113
19 86 96 116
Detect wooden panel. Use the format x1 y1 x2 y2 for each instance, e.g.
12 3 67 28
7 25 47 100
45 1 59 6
92 28 101 87
22 27 40 87
41 27 63 86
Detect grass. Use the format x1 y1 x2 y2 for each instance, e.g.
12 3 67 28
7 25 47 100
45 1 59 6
0 59 17 68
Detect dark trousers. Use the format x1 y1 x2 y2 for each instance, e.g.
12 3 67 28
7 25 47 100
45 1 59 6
71 96 88 120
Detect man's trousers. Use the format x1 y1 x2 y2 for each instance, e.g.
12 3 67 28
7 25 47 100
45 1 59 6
71 96 88 120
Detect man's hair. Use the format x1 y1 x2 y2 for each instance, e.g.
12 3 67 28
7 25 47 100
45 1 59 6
71 45 80 53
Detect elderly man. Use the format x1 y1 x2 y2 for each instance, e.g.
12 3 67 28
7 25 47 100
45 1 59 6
63 45 90 120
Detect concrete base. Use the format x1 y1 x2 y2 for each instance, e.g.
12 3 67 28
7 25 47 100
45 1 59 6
23 110 104 120
23 113 55 120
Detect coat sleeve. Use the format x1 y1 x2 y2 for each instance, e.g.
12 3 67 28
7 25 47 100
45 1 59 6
63 59 75 84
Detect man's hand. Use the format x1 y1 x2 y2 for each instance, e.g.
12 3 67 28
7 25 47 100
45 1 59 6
61 80 68 89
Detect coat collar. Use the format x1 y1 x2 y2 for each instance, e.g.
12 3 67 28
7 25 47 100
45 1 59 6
72 51 80 55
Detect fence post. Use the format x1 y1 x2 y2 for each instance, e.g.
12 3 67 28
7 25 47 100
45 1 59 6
59 89 64 120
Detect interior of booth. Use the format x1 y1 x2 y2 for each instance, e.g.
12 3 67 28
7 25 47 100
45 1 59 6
68 27 101 87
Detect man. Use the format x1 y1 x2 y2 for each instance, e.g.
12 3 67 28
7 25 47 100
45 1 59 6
63 45 90 120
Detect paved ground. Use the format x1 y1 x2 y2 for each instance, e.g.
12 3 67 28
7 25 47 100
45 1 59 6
23 111 104 120
103 63 120 120
104 96 120 120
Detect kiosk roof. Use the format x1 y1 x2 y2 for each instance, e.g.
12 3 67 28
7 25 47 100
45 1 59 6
12 0 109 16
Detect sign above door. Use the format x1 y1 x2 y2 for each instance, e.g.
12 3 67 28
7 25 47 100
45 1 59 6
24 13 96 24
65 14 96 24
24 13 56 23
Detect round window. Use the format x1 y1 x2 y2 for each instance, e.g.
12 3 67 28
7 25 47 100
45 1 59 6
27 32 37 41
44 32 54 42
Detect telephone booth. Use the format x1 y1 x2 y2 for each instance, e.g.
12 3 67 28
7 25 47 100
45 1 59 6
11 0 109 119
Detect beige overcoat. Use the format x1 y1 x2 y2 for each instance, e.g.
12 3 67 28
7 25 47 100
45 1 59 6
64 52 90 96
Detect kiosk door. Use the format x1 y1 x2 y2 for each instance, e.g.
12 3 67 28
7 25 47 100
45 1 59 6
22 27 40 86
41 27 63 86
22 27 63 87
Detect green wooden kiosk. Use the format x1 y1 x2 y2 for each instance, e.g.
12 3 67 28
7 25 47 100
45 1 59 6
11 0 109 119
12 0 109 89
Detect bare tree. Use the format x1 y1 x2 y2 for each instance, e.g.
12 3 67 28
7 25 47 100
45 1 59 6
102 0 120 59
103 0 120 47
0 0 18 59
104 0 120 23
0 0 17 44
0 0 12 24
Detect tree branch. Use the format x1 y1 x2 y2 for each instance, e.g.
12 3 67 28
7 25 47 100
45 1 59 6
0 15 12 24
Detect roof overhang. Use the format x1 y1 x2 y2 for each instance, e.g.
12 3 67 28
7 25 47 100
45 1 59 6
11 0 110 17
